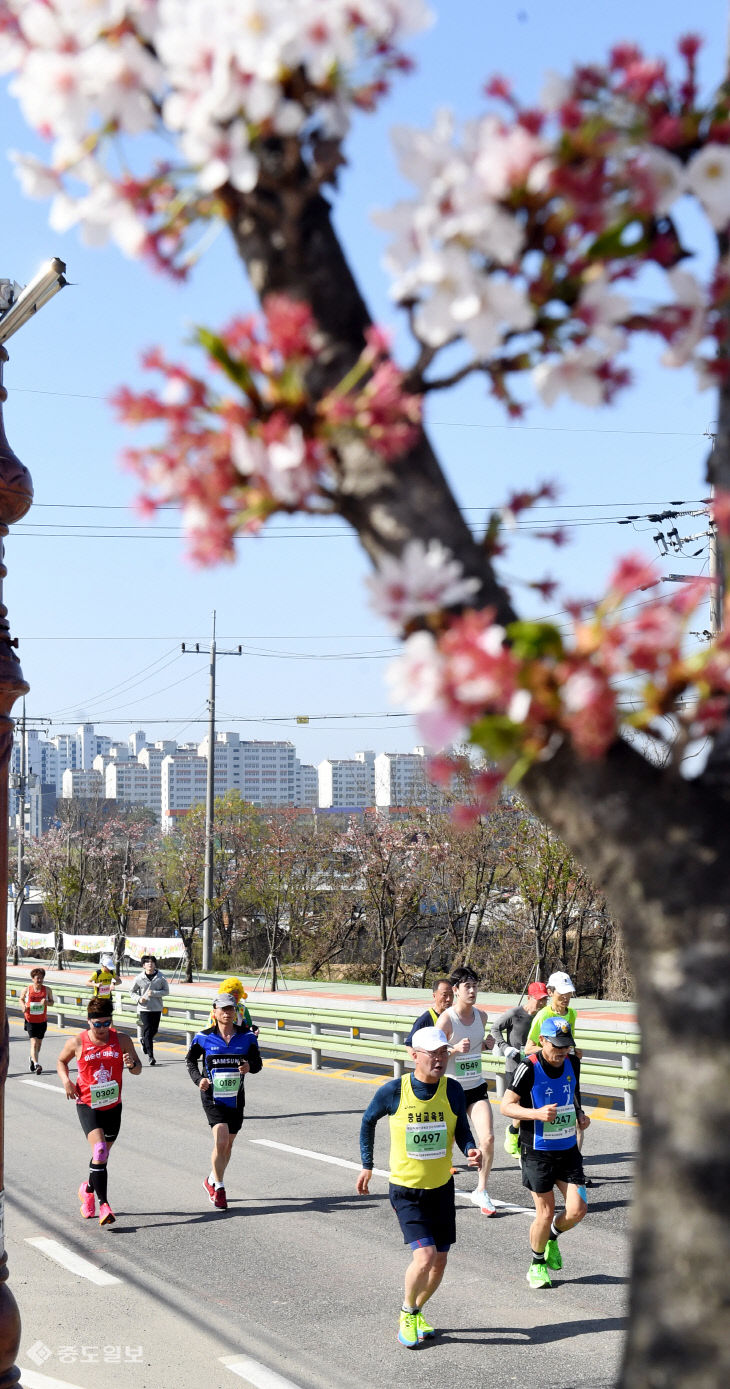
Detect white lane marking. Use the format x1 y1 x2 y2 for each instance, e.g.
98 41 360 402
248 1138 533 1214
19 1079 65 1095
220 1354 304 1387
25 1237 121 1286
19 1371 87 1389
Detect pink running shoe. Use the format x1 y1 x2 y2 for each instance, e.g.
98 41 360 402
99 1202 116 1226
203 1176 216 1205
78 1183 95 1220
213 1187 228 1211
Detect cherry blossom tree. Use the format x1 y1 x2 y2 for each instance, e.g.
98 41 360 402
4 3 730 1380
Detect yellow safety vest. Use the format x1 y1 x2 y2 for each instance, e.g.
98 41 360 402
389 1073 458 1190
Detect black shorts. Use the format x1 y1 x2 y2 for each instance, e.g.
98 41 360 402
201 1092 245 1134
520 1143 585 1194
389 1178 456 1251
24 1019 47 1039
76 1102 123 1143
463 1082 490 1109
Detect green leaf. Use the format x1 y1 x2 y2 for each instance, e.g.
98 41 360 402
586 218 650 261
194 326 256 397
506 620 564 660
469 715 525 760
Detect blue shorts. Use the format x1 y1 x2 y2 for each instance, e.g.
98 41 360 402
389 1178 455 1251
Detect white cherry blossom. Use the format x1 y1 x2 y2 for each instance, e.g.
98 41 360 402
366 540 480 628
534 347 607 407
686 144 730 230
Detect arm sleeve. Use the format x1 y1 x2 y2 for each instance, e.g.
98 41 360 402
185 1037 205 1085
243 1034 263 1075
359 1078 401 1168
405 1009 431 1046
489 1009 513 1054
158 976 170 997
129 977 141 1000
445 1079 478 1156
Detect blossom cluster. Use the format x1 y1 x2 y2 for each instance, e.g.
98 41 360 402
114 295 421 562
0 0 432 270
376 35 730 410
381 536 730 805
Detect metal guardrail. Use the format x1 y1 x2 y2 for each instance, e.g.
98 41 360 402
6 978 639 1114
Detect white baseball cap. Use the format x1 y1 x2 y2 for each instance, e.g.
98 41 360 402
410 1026 448 1052
547 971 575 994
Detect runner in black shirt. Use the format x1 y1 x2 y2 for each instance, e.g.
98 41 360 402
500 1015 590 1289
489 980 548 1157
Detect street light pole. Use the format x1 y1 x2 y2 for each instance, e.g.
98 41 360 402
0 344 34 1387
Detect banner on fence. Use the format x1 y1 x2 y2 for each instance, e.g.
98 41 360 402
62 933 115 954
123 936 185 962
16 930 55 950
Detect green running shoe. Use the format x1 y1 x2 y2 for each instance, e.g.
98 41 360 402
545 1237 563 1270
526 1260 552 1290
503 1128 520 1158
398 1310 419 1348
416 1311 435 1341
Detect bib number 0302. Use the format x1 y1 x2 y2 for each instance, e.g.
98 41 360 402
90 1081 119 1109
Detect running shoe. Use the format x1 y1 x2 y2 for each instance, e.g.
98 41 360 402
78 1182 95 1220
213 1186 228 1211
397 1310 419 1348
503 1128 520 1158
149 1057 156 1066
545 1238 563 1270
526 1261 551 1289
28 1060 35 1073
470 1187 496 1216
203 1176 216 1204
99 1202 116 1227
35 1064 43 1075
416 1311 435 1341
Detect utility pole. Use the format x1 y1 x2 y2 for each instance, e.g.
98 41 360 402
11 699 28 965
182 612 241 970
709 488 724 638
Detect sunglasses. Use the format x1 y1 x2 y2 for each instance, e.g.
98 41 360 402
90 1018 112 1027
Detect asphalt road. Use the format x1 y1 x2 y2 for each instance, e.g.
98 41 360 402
7 1016 636 1389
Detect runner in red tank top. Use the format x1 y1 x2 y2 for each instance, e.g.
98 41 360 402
19 967 54 1074
57 996 141 1226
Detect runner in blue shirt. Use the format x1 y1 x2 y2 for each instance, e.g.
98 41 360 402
185 992 262 1211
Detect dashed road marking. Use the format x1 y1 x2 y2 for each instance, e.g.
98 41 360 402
220 1354 305 1387
26 1237 122 1286
249 1138 534 1214
19 1078 66 1095
19 1370 87 1389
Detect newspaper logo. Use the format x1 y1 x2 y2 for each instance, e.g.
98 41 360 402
27 1341 52 1366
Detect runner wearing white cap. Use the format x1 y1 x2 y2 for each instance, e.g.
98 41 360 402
185 993 262 1211
525 972 593 1176
357 1026 481 1349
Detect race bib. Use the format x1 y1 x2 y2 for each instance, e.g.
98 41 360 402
212 1071 241 1099
542 1105 576 1142
97 984 112 997
28 1001 45 1015
405 1120 447 1160
454 1055 481 1079
90 1080 119 1109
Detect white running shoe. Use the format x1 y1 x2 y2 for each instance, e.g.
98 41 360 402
470 1187 496 1216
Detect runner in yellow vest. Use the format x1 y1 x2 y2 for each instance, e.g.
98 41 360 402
356 1026 481 1349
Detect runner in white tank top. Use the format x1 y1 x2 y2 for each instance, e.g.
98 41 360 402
439 967 496 1216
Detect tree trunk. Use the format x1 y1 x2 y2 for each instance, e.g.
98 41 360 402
524 742 730 1387
222 169 730 1385
379 945 388 1002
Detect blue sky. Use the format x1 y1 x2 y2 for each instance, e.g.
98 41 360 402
0 0 723 766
